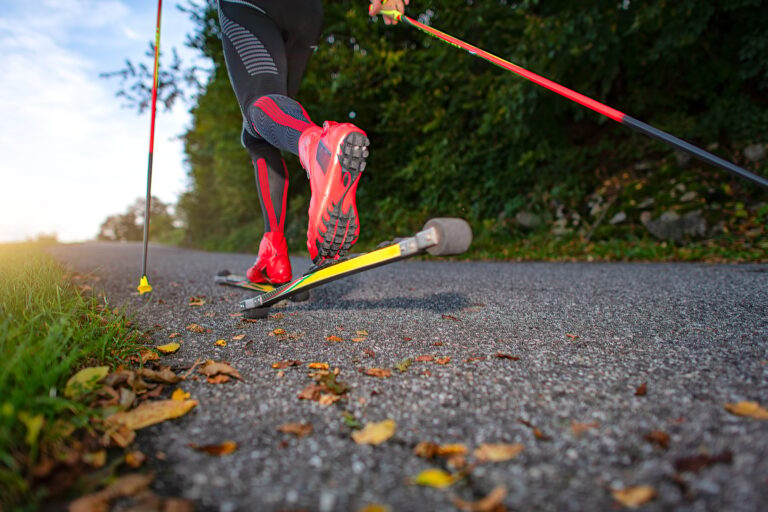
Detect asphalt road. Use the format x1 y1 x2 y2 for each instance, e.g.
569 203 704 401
50 242 768 512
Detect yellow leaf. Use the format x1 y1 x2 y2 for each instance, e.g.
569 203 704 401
82 450 107 468
17 412 45 446
215 340 227 347
125 450 146 468
724 401 768 420
474 443 524 462
156 342 180 354
351 419 396 445
612 485 657 508
171 388 190 401
357 505 391 512
356 330 369 336
107 399 198 430
351 337 367 342
412 468 457 488
308 362 329 370
232 334 246 341
64 366 110 398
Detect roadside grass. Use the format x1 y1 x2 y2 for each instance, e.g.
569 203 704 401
0 242 142 509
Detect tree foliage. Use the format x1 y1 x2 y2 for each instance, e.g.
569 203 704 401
98 197 179 243
110 0 768 253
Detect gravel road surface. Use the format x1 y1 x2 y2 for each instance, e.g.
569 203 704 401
50 242 768 512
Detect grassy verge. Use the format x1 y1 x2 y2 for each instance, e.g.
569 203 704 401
0 242 142 509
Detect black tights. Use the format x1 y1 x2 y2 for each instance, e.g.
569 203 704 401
217 0 323 232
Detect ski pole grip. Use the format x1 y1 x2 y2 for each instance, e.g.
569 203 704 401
369 5 404 22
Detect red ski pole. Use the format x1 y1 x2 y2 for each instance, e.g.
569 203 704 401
375 8 768 190
137 0 163 295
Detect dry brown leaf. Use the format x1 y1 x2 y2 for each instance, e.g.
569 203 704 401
635 382 647 396
518 419 551 441
318 394 343 406
325 335 344 342
169 332 180 338
188 296 206 307
199 360 243 381
308 362 329 370
138 367 181 384
441 314 459 321
272 360 302 369
270 328 287 336
351 337 367 342
436 357 451 365
364 368 392 378
612 485 656 508
565 333 579 340
270 312 285 320
189 440 238 456
130 349 160 364
495 353 520 361
106 399 198 430
186 323 210 334
356 330 369 336
232 334 246 341
82 450 106 468
207 375 230 384
474 443 524 463
724 401 768 419
357 505 391 512
278 423 313 438
644 430 671 449
415 355 434 362
413 442 440 458
674 451 732 472
571 421 600 437
351 419 396 445
452 485 507 512
69 473 154 512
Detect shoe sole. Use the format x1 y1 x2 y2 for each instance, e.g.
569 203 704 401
314 131 369 262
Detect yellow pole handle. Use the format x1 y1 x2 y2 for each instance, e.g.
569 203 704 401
368 5 404 22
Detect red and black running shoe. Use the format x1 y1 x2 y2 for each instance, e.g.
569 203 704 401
298 121 369 264
246 232 292 285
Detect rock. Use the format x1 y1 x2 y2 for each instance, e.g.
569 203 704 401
515 211 542 230
609 211 627 225
640 210 707 243
743 144 766 163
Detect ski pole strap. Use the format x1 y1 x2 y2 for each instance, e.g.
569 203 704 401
376 9 768 189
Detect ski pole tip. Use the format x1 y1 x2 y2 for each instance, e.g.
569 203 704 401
137 275 153 294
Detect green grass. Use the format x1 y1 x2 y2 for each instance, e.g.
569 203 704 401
0 242 141 509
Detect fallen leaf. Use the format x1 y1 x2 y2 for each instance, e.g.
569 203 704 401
189 440 238 456
612 485 656 508
278 423 313 438
308 362 329 370
229 313 242 318
436 357 451 365
232 334 246 341
215 340 227 347
441 314 460 321
415 355 434 362
433 341 444 346
132 349 160 364
69 474 154 512
474 443 524 463
724 401 768 419
565 333 579 340
325 335 344 342
125 450 146 468
138 367 181 384
452 485 507 512
635 382 647 396
270 313 285 320
518 419 551 441
351 419 396 445
363 349 376 358
351 337 367 342
171 388 190 401
188 296 206 307
169 332 180 338
107 399 198 430
495 353 520 361
65 366 110 398
356 330 369 336
413 468 458 488
271 328 287 336
644 430 670 449
207 375 231 384
464 356 484 363
571 421 600 437
186 323 210 334
342 411 361 429
357 505 391 512
395 358 412 372
364 368 391 378
199 360 243 381
415 442 469 459
272 360 302 369
402 337 413 342
674 451 733 472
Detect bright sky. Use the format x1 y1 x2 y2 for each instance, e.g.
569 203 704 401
0 0 203 242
